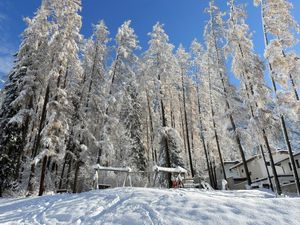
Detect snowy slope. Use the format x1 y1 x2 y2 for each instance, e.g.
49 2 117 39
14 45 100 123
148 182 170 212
0 188 299 225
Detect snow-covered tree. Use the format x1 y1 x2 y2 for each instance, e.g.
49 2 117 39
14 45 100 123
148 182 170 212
257 0 300 96
58 20 110 192
205 0 252 187
2 0 300 195
97 21 148 179
226 0 283 194
143 23 186 186
26 0 83 196
190 39 215 186
0 0 50 196
176 45 195 176
255 0 300 195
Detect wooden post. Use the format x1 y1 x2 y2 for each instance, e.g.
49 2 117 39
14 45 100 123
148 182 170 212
129 174 132 187
153 171 159 188
123 173 128 187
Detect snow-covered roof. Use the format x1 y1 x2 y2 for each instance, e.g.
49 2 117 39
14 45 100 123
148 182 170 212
153 165 188 174
229 150 291 170
229 155 259 170
252 175 294 183
275 152 300 165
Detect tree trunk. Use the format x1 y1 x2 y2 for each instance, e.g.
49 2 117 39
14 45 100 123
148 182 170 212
212 160 217 189
54 163 59 189
289 72 299 100
107 52 120 98
262 130 282 195
229 112 251 186
158 69 172 187
243 72 279 193
260 144 274 192
196 83 214 187
97 147 102 164
208 70 226 181
146 92 156 163
62 64 69 89
85 46 101 109
65 158 73 189
229 1 278 191
31 83 50 158
146 112 151 163
73 161 81 193
38 155 48 196
181 70 194 177
233 18 279 192
215 53 251 186
210 8 251 185
59 155 68 189
168 88 176 128
281 115 300 191
46 156 52 170
26 163 35 196
179 93 188 161
281 50 299 100
161 99 172 188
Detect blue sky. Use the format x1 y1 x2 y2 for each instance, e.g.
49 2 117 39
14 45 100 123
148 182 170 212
0 0 300 86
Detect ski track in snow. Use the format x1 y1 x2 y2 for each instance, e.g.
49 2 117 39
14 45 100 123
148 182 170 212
0 188 300 225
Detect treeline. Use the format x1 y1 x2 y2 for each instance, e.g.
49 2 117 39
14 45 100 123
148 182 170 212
0 0 300 196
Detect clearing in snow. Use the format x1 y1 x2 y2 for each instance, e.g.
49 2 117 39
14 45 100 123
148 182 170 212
0 188 299 225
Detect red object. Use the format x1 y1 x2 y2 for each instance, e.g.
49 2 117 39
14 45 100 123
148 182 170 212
172 180 178 188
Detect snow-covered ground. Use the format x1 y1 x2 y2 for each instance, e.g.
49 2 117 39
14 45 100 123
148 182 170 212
0 188 299 225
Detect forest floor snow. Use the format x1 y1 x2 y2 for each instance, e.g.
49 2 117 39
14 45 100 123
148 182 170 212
0 188 300 225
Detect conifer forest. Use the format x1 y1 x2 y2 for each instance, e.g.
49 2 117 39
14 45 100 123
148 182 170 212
1 0 300 198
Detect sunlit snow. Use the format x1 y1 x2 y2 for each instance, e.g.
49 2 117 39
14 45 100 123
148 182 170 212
0 188 299 225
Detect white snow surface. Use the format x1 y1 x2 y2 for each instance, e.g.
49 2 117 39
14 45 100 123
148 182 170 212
0 188 299 225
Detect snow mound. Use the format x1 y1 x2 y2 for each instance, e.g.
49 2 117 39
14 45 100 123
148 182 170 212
0 188 299 225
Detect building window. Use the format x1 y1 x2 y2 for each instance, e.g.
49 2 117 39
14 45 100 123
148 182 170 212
289 162 292 171
296 160 300 169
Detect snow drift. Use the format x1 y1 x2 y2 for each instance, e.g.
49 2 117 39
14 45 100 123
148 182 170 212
0 188 299 225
